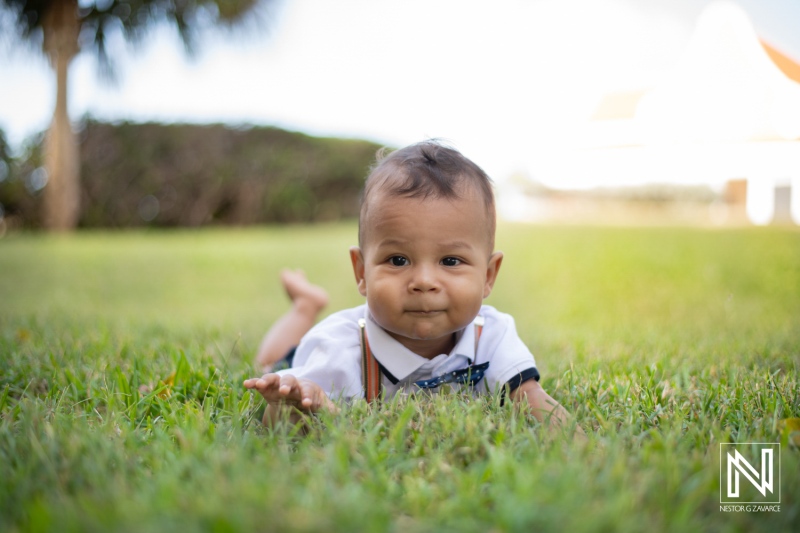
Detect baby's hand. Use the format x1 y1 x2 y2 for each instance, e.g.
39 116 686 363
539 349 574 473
244 373 335 413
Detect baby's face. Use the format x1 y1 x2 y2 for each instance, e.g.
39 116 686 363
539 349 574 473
350 189 502 358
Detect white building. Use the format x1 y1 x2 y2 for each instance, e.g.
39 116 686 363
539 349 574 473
530 2 800 225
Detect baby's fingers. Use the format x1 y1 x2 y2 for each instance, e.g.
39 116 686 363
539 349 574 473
243 377 264 389
244 373 279 389
276 375 306 403
245 374 286 402
256 374 282 390
248 374 330 413
298 382 325 410
277 377 326 412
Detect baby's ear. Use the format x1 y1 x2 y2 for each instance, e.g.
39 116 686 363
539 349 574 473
349 247 367 297
483 251 503 298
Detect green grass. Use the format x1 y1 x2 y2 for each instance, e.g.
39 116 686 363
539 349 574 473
1 223 798 532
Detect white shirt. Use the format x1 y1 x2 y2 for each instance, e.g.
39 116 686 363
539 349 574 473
276 304 538 400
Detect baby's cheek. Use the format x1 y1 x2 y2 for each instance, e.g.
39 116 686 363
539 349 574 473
367 297 394 324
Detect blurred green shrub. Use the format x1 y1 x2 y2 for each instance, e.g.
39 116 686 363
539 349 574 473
0 120 384 228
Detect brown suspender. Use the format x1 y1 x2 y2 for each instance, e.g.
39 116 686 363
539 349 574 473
358 318 382 403
473 315 484 349
358 315 485 403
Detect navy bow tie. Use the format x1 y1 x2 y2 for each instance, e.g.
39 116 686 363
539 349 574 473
414 361 490 389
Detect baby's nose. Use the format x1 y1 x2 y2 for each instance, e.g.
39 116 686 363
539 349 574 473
409 265 440 292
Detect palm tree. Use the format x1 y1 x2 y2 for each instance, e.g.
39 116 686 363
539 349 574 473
1 0 274 230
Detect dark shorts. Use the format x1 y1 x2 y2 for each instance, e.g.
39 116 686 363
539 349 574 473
272 346 297 371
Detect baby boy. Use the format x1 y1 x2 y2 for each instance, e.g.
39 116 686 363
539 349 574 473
245 141 573 428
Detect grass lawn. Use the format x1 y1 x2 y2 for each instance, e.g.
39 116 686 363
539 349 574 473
1 223 798 532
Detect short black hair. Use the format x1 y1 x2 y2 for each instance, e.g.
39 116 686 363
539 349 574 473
358 141 496 248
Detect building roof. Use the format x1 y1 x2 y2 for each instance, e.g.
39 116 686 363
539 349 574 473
760 40 800 83
591 9 800 125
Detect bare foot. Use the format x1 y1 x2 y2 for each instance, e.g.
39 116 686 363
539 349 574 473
254 270 329 372
281 269 329 314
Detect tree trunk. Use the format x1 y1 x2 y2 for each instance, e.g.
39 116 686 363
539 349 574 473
42 0 80 231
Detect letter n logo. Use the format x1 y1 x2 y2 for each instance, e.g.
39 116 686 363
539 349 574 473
720 443 780 504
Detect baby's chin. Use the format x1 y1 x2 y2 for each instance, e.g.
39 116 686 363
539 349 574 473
384 322 464 343
371 309 475 342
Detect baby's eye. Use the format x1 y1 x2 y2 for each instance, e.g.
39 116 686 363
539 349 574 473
389 256 408 267
441 257 461 267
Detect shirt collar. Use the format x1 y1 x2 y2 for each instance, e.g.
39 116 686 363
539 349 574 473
364 307 478 382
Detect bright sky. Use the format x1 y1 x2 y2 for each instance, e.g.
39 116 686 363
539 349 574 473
1 0 799 183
